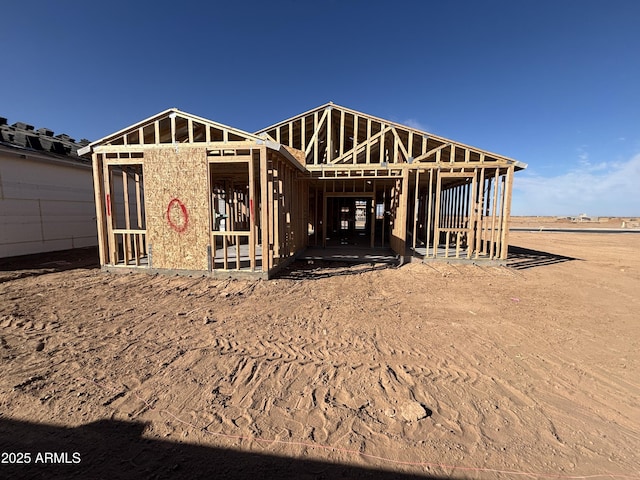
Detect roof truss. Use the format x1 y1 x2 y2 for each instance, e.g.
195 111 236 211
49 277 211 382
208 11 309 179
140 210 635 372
256 103 525 171
79 109 263 156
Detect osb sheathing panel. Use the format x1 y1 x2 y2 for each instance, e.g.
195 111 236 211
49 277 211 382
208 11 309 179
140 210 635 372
144 147 209 271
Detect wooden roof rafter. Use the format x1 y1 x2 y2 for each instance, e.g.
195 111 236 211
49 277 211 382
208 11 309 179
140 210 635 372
79 108 265 156
256 103 527 171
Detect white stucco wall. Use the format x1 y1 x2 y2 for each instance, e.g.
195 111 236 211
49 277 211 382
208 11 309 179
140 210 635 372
0 147 97 258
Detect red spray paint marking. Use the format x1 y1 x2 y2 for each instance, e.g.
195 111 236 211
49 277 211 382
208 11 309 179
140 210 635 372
167 198 189 233
250 199 254 222
106 194 111 216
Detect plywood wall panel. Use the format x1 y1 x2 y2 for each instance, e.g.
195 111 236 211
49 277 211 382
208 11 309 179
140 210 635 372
144 147 209 271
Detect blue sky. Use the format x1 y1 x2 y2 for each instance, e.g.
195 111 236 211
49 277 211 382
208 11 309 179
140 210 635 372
2 0 639 216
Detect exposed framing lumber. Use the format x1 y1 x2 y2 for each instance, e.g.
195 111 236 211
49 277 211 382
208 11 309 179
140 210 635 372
84 104 522 278
500 165 514 259
92 153 108 265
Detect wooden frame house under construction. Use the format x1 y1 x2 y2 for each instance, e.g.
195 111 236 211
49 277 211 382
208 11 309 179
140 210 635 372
80 103 526 278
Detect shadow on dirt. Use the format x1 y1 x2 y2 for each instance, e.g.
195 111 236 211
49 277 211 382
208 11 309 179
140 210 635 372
507 245 581 270
274 259 397 280
0 247 99 282
0 417 443 479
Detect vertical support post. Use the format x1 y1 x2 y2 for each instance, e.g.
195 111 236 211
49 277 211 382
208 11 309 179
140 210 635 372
412 169 420 252
314 183 319 246
260 146 269 272
370 180 376 248
474 168 485 259
426 169 433 258
248 149 256 271
272 158 280 261
500 165 514 259
122 170 131 265
339 110 345 157
393 131 399 164
326 108 332 162
467 169 478 259
483 175 492 255
366 119 371 164
353 114 359 161
322 181 327 248
408 131 414 158
313 111 319 165
135 168 144 257
223 235 228 269
381 185 386 247
103 165 117 265
92 153 108 266
433 170 442 258
490 168 499 259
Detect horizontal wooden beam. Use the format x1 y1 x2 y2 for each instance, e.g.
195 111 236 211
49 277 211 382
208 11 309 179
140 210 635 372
208 155 252 163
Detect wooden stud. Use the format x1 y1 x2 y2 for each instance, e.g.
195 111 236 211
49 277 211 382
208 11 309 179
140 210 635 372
366 119 372 164
122 170 131 265
466 169 477 259
249 149 256 271
370 180 376 248
327 108 332 162
433 170 442 258
381 185 386 247
391 128 409 162
339 110 345 157
353 114 359 160
500 166 514 259
482 176 492 255
92 153 108 265
260 146 269 272
408 131 414 158
490 168 499 259
474 168 485 259
412 169 420 251
426 169 433 257
322 181 327 248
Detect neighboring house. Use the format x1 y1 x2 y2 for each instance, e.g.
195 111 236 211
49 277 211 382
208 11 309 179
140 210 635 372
80 104 526 279
0 117 97 258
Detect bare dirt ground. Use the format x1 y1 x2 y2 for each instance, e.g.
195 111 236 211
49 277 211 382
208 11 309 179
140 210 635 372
1 231 639 479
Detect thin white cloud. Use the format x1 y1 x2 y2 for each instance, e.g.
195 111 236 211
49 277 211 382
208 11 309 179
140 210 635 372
576 145 589 166
512 153 640 217
403 118 430 132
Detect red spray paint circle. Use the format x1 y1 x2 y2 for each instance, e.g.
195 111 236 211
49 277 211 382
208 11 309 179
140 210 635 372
167 198 189 233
